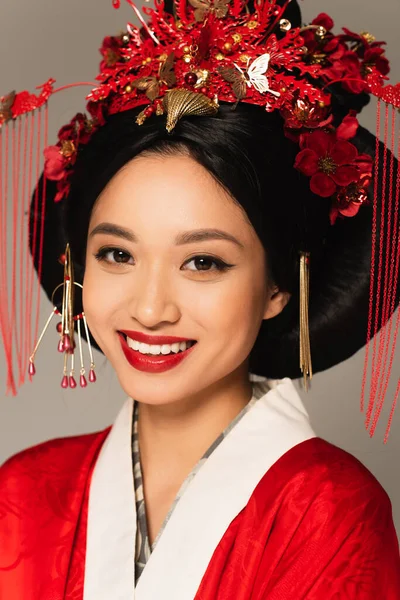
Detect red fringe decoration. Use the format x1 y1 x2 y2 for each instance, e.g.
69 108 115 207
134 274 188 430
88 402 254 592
361 101 400 442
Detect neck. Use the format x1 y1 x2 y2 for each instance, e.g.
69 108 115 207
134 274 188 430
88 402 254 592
138 368 253 479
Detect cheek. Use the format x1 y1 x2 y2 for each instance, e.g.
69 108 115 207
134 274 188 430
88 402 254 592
187 271 267 345
82 265 124 343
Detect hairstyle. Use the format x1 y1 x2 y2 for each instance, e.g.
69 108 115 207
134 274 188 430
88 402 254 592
32 98 398 379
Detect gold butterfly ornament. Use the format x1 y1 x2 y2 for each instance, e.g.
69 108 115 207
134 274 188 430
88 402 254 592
219 53 280 100
131 52 176 102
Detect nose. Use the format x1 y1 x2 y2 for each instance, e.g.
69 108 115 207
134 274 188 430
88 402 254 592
128 261 181 328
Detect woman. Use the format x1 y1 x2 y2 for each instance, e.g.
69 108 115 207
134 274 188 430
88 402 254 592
0 0 399 597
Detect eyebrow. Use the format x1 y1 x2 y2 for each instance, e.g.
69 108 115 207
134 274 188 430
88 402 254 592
89 222 244 249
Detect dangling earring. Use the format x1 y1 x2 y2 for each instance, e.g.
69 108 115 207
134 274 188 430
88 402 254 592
299 250 312 391
28 243 96 388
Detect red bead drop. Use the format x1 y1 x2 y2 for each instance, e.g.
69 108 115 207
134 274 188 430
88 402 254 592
28 361 36 377
56 322 63 333
61 375 69 388
80 374 88 388
200 86 207 95
63 335 72 351
89 369 97 383
69 376 77 388
58 339 65 352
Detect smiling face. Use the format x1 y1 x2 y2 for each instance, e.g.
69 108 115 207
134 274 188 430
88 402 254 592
83 151 290 407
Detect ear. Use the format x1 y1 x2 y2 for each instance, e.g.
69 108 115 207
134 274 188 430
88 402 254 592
262 287 291 320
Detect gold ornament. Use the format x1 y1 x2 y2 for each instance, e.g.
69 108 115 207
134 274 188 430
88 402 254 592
188 0 231 22
279 19 291 31
315 26 327 39
163 88 219 133
232 33 242 43
132 52 176 102
193 69 210 88
183 54 192 63
247 20 258 29
0 90 16 125
299 251 312 390
360 31 376 44
215 52 225 61
60 140 76 158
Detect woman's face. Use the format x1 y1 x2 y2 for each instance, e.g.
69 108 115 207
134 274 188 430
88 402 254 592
84 152 289 406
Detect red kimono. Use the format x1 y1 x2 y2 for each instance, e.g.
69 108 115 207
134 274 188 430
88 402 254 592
1 378 399 599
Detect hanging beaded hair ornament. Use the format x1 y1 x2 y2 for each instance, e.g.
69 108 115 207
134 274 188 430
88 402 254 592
0 0 399 440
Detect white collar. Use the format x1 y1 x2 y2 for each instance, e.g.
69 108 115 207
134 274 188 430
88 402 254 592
84 377 316 600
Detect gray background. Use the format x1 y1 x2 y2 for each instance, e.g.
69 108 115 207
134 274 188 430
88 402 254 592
0 0 399 534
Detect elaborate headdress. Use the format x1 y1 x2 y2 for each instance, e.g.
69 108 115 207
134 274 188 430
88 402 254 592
0 0 399 440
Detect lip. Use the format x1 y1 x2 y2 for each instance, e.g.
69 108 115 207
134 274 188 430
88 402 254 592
119 329 194 345
118 333 197 374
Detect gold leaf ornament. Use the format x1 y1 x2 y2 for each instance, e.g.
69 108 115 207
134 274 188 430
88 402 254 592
131 76 160 102
218 66 247 100
163 88 219 133
188 0 231 22
0 90 16 125
132 53 176 102
158 52 177 87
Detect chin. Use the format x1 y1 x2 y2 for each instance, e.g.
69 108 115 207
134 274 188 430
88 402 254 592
115 366 196 406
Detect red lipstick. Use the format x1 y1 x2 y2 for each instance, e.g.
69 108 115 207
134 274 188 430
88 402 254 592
118 331 197 374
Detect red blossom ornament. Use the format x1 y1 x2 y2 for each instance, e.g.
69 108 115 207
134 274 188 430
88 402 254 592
295 130 361 198
54 178 72 204
44 146 67 181
100 34 126 71
329 167 372 225
281 98 332 131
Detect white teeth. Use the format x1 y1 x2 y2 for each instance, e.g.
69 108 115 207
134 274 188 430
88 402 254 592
149 345 161 355
126 336 195 355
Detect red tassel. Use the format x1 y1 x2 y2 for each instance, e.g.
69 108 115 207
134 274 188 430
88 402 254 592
362 99 400 442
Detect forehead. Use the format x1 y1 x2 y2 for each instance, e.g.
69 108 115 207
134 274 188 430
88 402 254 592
90 153 253 239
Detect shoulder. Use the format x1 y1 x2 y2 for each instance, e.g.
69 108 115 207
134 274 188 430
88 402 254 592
0 427 111 491
255 437 393 521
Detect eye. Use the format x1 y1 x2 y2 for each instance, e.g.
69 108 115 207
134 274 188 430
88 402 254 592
182 255 233 272
94 247 134 265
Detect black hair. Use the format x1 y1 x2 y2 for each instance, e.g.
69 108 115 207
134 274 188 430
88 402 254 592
30 99 399 379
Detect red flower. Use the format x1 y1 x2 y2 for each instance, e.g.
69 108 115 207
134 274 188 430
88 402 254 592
281 98 332 131
339 51 366 93
87 100 106 127
302 15 349 82
54 179 71 204
295 130 361 197
44 146 67 181
329 164 372 225
336 112 359 140
58 113 93 146
339 47 390 94
363 47 390 77
339 27 386 53
100 35 124 71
